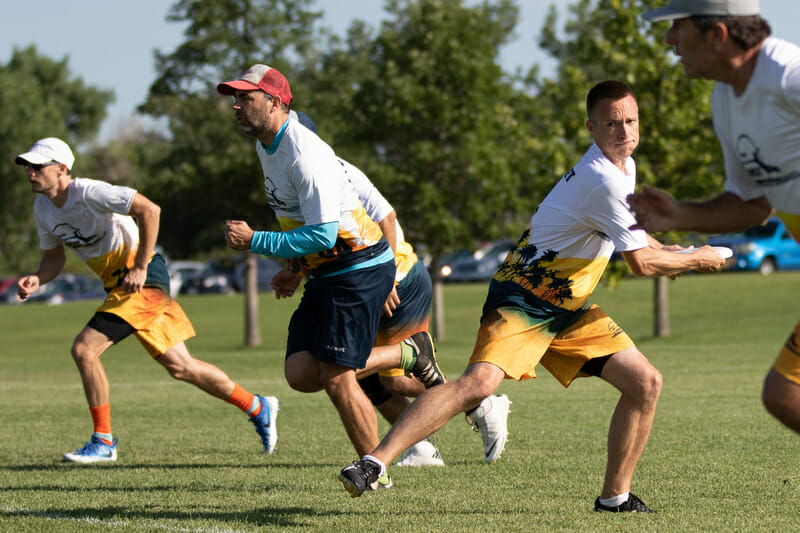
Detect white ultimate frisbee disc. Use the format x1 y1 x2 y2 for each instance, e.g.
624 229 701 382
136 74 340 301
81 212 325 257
677 246 733 259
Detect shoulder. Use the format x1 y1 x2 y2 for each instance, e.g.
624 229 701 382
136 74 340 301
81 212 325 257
756 38 800 88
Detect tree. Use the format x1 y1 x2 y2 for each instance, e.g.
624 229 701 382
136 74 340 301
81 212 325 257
300 0 541 337
531 0 723 336
139 0 325 345
139 0 325 258
0 46 113 274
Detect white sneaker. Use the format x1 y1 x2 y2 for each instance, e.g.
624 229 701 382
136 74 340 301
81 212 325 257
466 394 511 463
396 438 445 467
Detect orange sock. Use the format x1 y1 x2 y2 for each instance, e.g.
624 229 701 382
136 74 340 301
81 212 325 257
90 404 113 445
226 383 260 417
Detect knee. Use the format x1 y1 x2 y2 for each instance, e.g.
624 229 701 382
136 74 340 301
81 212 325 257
284 366 319 393
70 339 95 367
625 366 662 407
454 374 498 407
162 359 190 381
641 367 663 404
761 382 790 420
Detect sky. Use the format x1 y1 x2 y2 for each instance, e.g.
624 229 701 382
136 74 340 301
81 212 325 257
2 1 799 142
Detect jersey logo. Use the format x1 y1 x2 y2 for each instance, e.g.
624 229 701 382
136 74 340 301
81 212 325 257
52 223 103 249
737 135 800 186
495 229 574 305
563 168 577 182
263 176 287 207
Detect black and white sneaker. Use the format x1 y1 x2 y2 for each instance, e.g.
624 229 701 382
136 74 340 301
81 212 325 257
338 458 382 498
404 331 446 388
594 493 656 513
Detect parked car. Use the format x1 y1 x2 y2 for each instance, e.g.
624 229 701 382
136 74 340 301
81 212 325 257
63 275 107 302
233 256 285 292
180 261 236 295
439 240 515 282
7 273 106 305
167 261 206 297
707 217 800 275
0 277 20 304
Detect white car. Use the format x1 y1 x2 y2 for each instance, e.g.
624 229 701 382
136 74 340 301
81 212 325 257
167 261 205 297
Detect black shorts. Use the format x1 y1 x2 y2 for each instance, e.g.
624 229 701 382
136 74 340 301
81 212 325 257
87 311 135 343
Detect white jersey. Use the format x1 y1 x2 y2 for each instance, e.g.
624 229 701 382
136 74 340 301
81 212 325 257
33 178 139 289
493 144 647 311
712 37 800 237
339 158 418 282
254 118 385 272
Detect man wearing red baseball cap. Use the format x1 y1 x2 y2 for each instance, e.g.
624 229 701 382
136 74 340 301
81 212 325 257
218 65 446 484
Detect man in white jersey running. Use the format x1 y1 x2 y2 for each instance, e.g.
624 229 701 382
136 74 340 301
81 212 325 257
339 80 726 512
217 65 447 471
629 0 800 435
15 137 280 463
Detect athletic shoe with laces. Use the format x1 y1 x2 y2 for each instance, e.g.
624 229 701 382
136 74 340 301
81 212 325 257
396 438 445 467
249 395 280 454
594 493 656 513
466 394 511 463
62 435 118 464
404 331 446 388
338 458 382 498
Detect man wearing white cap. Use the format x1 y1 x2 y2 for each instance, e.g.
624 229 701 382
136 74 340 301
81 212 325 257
217 65 447 482
629 1 800 435
15 137 280 462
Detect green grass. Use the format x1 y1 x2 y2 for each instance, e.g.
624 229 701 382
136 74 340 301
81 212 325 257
1 272 799 531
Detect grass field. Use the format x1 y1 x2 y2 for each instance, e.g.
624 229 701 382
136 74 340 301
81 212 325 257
1 271 798 531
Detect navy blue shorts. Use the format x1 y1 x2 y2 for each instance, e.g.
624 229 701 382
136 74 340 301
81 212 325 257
376 260 432 345
286 259 396 368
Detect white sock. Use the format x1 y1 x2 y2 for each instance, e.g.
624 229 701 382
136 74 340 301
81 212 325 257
599 492 629 508
362 454 386 477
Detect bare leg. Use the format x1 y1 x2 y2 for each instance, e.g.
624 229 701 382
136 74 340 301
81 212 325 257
355 344 402 379
321 361 380 456
598 346 663 498
157 342 235 399
762 369 800 434
371 362 504 465
380 374 426 397
71 326 115 407
376 393 410 425
287 349 404 388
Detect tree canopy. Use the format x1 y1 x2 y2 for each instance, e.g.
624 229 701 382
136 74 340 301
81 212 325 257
300 0 541 263
0 46 113 273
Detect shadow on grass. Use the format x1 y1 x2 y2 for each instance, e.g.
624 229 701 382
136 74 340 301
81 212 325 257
1 505 332 528
0 461 340 472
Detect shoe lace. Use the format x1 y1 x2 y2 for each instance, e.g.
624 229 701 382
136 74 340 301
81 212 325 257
353 460 380 485
78 439 106 455
466 413 481 432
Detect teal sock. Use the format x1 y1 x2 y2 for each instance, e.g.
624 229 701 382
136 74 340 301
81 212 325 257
399 341 417 370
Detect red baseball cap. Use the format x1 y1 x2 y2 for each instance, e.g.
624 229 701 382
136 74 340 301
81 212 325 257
217 64 293 105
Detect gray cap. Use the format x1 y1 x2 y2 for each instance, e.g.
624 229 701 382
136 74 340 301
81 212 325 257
643 0 760 22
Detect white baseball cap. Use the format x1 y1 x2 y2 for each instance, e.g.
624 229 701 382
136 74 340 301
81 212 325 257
644 0 760 22
15 137 75 170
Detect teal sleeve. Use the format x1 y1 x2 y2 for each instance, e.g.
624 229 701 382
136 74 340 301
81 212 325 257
250 222 338 258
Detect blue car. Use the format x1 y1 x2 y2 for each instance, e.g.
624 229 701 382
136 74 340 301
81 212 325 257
707 217 800 275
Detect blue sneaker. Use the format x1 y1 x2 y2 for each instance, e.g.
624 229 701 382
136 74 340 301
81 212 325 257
62 435 118 464
249 395 279 454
